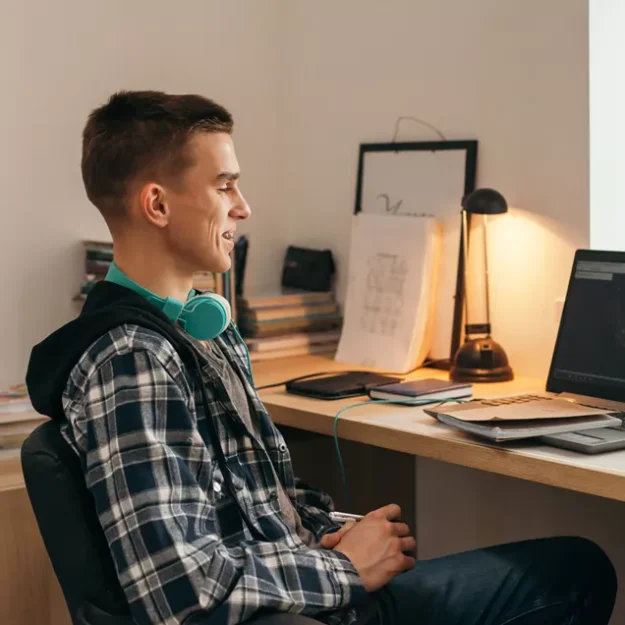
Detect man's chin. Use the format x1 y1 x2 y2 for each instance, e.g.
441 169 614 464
202 256 231 274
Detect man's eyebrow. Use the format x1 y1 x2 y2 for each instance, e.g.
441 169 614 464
216 171 240 181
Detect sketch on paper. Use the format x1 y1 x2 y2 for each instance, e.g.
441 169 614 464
377 193 404 215
336 214 441 373
360 253 408 337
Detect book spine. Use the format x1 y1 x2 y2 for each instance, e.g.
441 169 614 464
246 329 341 352
249 342 337 362
239 292 334 310
239 302 339 323
239 318 341 338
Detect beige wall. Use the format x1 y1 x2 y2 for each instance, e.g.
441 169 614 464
1 0 589 385
0 0 285 388
278 0 589 379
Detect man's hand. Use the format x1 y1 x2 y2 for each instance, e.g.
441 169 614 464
334 504 416 593
320 521 357 550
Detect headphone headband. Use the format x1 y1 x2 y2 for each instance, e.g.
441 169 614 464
104 262 231 340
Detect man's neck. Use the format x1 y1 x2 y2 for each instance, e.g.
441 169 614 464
113 245 193 304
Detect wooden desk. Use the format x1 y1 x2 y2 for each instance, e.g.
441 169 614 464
3 354 625 625
254 355 625 503
10 353 621 501
0 450 23 492
256 355 625 625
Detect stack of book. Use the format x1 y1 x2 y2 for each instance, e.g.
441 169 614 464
75 240 114 300
237 291 342 361
0 384 44 455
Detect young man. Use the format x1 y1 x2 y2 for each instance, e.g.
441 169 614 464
27 91 616 625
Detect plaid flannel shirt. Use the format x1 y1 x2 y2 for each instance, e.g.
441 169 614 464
61 323 367 625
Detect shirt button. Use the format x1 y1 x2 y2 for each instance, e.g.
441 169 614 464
278 443 287 453
269 490 278 500
214 481 222 494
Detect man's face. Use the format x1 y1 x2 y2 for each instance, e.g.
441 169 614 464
163 132 250 274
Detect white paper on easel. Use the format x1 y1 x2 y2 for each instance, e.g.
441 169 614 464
336 214 441 373
359 148 467 361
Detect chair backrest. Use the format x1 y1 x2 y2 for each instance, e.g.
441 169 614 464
21 420 133 625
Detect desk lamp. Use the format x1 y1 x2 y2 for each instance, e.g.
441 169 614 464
450 188 514 383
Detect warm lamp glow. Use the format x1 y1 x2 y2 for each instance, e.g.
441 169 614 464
484 207 578 377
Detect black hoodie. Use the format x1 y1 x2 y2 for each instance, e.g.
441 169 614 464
26 280 263 538
26 281 198 421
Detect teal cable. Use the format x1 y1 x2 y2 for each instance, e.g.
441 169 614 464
332 397 464 510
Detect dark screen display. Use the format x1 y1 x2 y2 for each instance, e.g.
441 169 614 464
551 259 625 391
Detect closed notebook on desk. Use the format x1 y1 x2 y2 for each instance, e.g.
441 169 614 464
425 409 621 442
369 378 472 401
286 372 400 400
430 398 609 422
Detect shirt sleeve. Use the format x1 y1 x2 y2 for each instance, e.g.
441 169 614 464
66 350 365 625
291 478 343 540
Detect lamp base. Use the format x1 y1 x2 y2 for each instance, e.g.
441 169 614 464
450 337 513 383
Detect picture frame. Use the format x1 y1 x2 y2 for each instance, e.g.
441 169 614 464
353 140 478 364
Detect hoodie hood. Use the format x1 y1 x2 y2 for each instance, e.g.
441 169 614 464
26 281 195 421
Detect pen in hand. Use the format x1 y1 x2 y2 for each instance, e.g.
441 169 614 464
329 511 364 523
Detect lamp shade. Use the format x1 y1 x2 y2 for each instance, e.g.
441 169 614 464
462 188 508 215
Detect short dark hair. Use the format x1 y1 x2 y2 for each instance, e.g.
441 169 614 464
81 90 233 219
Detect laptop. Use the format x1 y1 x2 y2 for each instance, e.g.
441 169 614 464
435 249 625 454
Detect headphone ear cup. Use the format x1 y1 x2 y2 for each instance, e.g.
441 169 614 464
182 293 232 340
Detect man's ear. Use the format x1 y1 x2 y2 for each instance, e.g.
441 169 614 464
140 182 169 228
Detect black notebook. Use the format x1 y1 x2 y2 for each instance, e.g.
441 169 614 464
368 378 472 402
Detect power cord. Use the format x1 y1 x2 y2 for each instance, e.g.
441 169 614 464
332 397 463 510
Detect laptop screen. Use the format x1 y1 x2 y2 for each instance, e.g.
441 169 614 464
547 250 625 402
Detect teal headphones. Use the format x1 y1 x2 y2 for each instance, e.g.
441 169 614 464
105 262 231 340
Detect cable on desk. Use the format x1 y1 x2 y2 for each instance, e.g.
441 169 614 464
332 397 454 511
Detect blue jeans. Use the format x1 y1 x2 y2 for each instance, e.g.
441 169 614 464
372 537 616 625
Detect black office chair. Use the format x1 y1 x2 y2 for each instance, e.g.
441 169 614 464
21 420 321 625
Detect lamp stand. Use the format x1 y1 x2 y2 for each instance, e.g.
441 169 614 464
430 210 473 370
450 213 513 383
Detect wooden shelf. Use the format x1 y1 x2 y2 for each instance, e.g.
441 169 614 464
0 449 23 492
